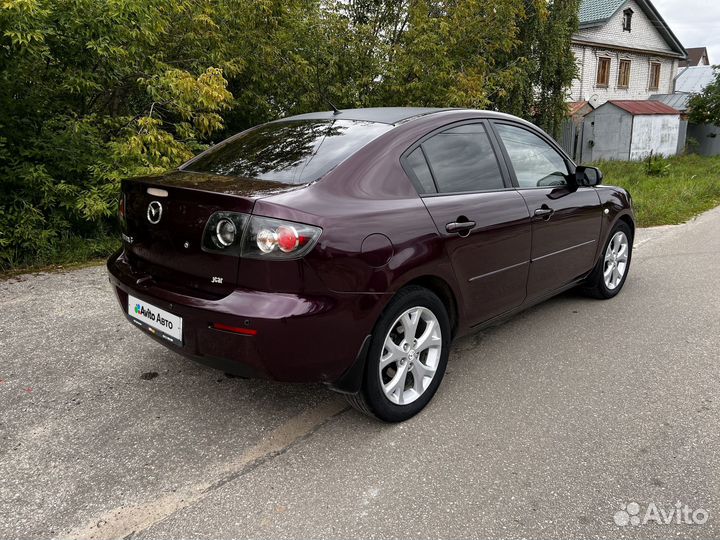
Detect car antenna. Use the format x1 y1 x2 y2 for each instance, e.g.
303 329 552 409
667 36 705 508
318 87 341 115
325 97 341 115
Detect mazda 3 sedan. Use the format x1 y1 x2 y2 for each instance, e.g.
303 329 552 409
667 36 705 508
108 107 634 422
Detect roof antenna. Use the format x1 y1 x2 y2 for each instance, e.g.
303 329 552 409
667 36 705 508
323 95 341 115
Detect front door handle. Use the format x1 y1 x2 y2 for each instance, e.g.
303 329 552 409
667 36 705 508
534 206 555 220
446 221 476 234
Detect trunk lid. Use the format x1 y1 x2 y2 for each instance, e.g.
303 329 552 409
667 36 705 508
121 170 300 297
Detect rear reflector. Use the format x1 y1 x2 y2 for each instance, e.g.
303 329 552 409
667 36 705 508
211 322 257 336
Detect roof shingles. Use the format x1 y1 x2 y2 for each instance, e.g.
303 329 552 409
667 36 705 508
579 0 626 25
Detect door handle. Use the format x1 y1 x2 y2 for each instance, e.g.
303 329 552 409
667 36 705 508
534 206 555 220
446 221 476 234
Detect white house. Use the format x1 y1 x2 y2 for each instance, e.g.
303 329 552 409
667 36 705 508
569 0 687 105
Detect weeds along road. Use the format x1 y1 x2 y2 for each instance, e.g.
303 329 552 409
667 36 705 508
1 206 719 540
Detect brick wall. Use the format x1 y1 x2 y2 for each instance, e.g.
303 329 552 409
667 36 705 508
569 45 677 102
568 0 680 104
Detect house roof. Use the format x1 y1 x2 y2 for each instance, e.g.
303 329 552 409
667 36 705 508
675 66 717 94
577 0 686 58
579 0 626 26
649 93 691 112
608 100 680 115
568 101 591 115
681 47 709 67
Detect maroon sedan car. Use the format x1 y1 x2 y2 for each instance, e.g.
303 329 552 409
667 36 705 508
108 107 634 422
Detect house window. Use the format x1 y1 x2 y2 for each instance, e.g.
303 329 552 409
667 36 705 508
618 59 631 88
649 62 661 90
596 57 611 87
623 8 633 32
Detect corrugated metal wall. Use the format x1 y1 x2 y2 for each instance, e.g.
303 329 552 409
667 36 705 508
677 120 688 154
687 123 720 156
559 119 581 161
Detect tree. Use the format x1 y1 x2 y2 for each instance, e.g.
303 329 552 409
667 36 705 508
688 67 720 126
0 0 234 268
0 0 581 270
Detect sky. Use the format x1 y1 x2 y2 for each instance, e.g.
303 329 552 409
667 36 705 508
652 0 720 64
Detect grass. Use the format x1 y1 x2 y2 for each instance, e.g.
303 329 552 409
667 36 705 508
596 154 720 227
0 234 120 280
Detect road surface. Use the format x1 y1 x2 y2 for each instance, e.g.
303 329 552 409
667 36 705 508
1 206 719 539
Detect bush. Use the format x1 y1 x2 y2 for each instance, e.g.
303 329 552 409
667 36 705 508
644 151 671 177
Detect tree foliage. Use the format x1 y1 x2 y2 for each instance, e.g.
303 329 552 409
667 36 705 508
688 67 720 127
0 0 579 270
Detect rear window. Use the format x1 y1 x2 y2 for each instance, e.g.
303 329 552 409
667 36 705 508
183 119 392 184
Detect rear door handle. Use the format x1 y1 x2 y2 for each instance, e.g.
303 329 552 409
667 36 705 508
534 206 554 219
446 221 476 234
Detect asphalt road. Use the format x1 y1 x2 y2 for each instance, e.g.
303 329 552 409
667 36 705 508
1 207 719 540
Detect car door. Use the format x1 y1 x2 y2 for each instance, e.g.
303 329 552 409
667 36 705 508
491 121 602 300
402 121 532 326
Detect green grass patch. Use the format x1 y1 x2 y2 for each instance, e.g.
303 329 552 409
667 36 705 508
596 154 720 227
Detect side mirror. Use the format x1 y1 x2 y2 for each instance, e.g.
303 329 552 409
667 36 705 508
574 165 603 187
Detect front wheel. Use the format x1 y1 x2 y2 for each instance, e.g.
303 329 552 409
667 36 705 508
346 286 451 422
582 221 633 299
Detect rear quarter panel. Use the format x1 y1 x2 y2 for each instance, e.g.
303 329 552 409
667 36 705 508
253 114 470 312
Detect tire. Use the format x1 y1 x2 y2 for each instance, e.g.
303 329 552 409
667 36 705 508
582 221 633 299
346 286 451 422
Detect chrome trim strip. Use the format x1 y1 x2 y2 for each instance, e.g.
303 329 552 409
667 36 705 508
468 260 529 282
532 239 596 262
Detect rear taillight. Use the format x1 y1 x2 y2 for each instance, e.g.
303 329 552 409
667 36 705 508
244 216 321 259
202 212 249 256
201 212 321 260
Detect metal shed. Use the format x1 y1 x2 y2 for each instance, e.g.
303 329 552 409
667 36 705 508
580 100 680 162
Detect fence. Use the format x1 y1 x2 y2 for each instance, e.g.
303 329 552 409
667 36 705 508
559 119 581 161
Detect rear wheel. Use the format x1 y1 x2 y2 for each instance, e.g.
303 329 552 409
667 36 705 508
582 221 632 299
346 286 451 422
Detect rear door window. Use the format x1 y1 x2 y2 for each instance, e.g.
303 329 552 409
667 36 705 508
183 120 392 184
416 123 505 194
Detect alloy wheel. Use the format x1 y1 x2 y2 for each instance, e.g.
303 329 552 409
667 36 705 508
379 306 442 405
603 231 629 290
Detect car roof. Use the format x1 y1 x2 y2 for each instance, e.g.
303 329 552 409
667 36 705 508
277 107 457 125
277 107 537 128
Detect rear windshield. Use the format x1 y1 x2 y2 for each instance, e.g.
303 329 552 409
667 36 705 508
183 119 392 184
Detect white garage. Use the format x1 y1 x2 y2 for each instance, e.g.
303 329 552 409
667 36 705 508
580 100 680 162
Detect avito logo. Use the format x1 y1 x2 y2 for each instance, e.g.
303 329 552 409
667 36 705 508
134 303 174 330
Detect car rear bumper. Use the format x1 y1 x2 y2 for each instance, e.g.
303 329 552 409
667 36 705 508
107 249 384 386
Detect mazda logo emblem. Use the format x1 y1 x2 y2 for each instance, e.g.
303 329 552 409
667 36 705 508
147 201 163 224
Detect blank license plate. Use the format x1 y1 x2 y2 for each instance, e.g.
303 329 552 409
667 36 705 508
127 294 183 346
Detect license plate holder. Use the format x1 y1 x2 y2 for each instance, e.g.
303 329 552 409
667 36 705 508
127 294 183 346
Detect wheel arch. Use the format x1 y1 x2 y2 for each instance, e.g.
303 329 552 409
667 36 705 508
617 213 635 240
401 275 459 339
326 274 460 396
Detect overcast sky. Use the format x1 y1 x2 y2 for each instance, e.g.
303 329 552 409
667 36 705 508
652 0 720 64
